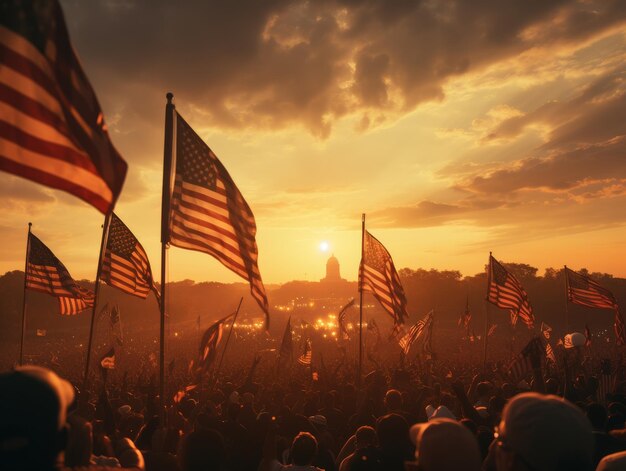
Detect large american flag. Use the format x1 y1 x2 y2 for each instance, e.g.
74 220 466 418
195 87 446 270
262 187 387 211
359 230 408 326
398 310 433 355
26 233 94 315
565 267 624 345
168 112 269 326
565 267 617 310
487 255 534 328
0 1 127 213
101 213 159 301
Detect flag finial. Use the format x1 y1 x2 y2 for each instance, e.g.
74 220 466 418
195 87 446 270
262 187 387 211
166 92 173 104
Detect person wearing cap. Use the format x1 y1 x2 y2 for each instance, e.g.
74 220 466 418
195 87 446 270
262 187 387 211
0 366 144 471
0 366 77 470
407 418 482 471
489 392 593 471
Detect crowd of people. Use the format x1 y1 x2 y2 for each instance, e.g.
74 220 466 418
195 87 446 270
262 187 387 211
2 323 626 471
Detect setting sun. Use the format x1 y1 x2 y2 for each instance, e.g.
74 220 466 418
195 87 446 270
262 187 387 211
319 241 330 252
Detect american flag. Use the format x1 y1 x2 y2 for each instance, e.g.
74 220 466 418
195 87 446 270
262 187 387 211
422 314 434 358
458 296 471 331
487 324 498 337
398 311 433 355
565 268 624 344
359 230 408 326
168 113 269 326
597 361 615 405
0 1 127 213
487 255 534 329
298 339 312 366
26 233 94 315
101 213 159 301
566 267 618 310
563 334 575 349
198 314 233 371
337 298 355 340
508 337 543 383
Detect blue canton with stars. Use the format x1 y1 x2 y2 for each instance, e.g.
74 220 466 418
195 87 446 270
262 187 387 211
176 115 218 191
108 214 137 260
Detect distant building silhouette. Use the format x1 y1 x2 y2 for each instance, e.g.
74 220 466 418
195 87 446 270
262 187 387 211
321 254 345 282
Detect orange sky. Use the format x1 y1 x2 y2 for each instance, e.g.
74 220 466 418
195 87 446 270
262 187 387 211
2 1 626 284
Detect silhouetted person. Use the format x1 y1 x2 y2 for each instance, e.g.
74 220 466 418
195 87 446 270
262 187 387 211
177 428 226 471
0 366 76 470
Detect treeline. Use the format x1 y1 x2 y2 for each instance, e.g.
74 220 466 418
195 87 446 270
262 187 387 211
1 263 625 347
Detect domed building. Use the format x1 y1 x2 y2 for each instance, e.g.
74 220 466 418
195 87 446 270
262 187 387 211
321 254 345 282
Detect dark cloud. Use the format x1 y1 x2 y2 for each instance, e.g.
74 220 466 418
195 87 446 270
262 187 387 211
60 0 626 137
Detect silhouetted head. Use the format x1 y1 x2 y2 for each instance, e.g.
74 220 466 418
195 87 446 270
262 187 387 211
410 418 482 471
384 389 403 412
355 425 378 449
291 432 318 466
493 393 593 471
178 428 225 471
0 366 75 471
376 413 411 454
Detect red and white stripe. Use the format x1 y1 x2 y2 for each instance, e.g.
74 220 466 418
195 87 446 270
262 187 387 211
487 255 534 328
169 112 268 324
0 3 126 213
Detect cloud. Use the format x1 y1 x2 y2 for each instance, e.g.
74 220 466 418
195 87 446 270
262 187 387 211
60 0 626 137
366 64 626 237
0 175 56 211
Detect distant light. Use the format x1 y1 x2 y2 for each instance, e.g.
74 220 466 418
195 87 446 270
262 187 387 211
320 241 329 252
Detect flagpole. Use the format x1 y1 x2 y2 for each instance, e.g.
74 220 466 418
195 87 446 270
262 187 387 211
83 213 112 389
564 265 570 332
358 213 365 387
160 92 175 424
482 300 489 370
214 297 244 380
484 252 492 369
19 222 32 366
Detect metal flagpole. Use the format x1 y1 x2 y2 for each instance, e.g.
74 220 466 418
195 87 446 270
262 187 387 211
19 222 32 366
358 213 365 387
83 213 112 389
160 92 175 424
214 297 244 379
564 265 570 333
